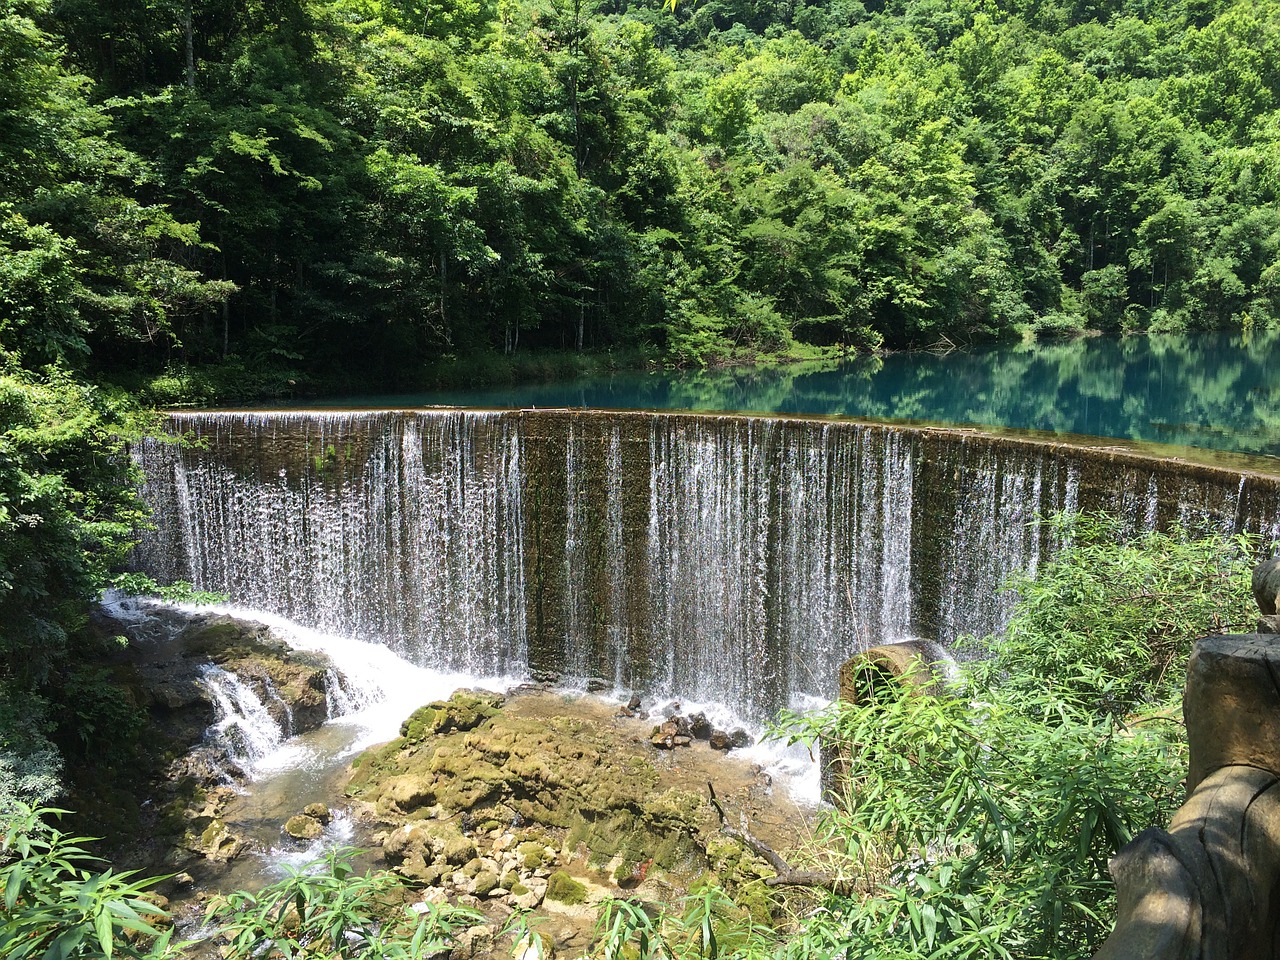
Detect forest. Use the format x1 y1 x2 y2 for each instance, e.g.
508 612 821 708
2 0 1279 392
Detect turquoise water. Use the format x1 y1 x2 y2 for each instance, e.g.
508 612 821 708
285 331 1280 458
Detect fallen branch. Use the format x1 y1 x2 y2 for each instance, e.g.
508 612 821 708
706 782 853 895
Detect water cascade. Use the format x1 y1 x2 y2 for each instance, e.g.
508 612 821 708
134 410 1280 721
198 664 290 777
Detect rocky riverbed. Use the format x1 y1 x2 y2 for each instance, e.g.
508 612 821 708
88 602 816 958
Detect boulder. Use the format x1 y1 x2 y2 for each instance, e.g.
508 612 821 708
284 814 324 840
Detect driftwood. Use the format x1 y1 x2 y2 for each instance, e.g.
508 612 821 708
705 782 854 895
1092 583 1280 960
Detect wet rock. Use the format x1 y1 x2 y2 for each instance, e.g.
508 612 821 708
284 814 324 840
688 713 712 740
189 818 245 861
303 803 331 823
626 695 642 711
708 728 753 751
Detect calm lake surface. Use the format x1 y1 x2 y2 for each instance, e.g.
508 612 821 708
283 331 1280 460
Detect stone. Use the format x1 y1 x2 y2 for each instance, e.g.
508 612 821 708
303 803 331 823
284 814 324 841
449 924 496 960
1093 765 1280 960
513 876 548 910
472 869 500 897
190 818 244 861
443 833 478 866
727 728 752 749
514 932 554 960
709 730 731 750
688 713 712 739
400 691 504 742
545 871 588 905
1184 633 1280 791
626 694 642 711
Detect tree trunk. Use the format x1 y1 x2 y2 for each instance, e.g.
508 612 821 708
183 0 195 89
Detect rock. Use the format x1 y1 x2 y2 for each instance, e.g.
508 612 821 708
400 691 504 741
514 931 554 960
626 694 642 711
512 876 548 910
348 696 711 875
443 833 478 866
472 869 500 897
449 924 496 960
284 814 324 841
1185 633 1280 791
709 729 731 750
651 730 676 750
188 818 245 861
545 871 588 905
728 728 752 749
688 713 712 739
303 803 331 823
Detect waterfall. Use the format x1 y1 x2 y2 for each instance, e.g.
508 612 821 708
198 664 288 777
135 410 1280 722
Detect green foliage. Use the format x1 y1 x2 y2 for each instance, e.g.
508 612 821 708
781 683 1185 959
970 513 1257 716
1 0 1274 381
0 804 177 960
109 573 227 606
205 847 484 960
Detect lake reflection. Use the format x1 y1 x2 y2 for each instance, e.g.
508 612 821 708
285 331 1280 458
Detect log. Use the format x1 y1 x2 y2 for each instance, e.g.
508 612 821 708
1094 621 1280 959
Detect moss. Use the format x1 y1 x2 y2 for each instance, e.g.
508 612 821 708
473 870 500 897
517 840 551 871
613 859 639 883
399 691 504 743
546 871 588 905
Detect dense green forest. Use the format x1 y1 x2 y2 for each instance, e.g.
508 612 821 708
2 0 1279 392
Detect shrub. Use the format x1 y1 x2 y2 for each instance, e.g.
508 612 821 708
0 804 176 960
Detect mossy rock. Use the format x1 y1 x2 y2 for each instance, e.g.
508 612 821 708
473 870 500 897
546 871 588 905
284 814 324 840
399 690 504 741
517 840 552 871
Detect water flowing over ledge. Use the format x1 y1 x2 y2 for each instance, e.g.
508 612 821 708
132 409 1280 722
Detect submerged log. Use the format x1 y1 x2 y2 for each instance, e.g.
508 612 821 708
1093 621 1280 959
